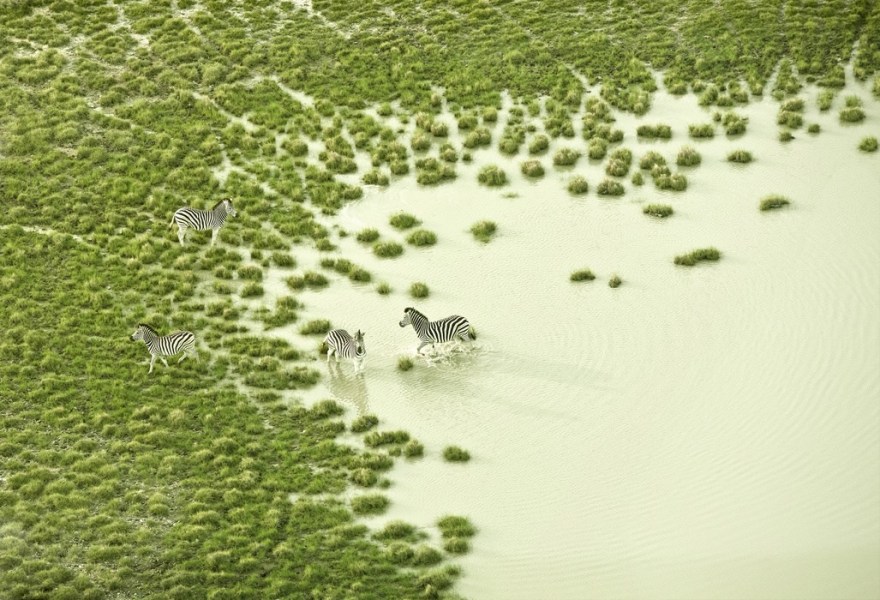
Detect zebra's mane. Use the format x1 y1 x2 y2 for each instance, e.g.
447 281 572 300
138 323 158 335
212 198 230 210
405 307 427 320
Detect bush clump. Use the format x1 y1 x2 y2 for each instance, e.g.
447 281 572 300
389 213 420 230
470 220 497 242
567 176 589 195
528 135 549 154
351 414 379 433
759 195 791 211
654 173 688 191
409 282 429 298
443 446 471 462
608 275 622 288
639 151 666 170
643 204 673 218
674 247 721 266
676 146 701 166
597 179 625 196
521 159 545 177
859 136 878 152
477 165 507 186
397 356 414 371
727 150 753 163
351 494 390 515
839 107 865 123
570 269 595 282
356 228 380 243
688 123 715 138
406 229 437 247
437 515 477 539
373 242 404 258
553 147 581 166
300 319 332 335
636 124 672 139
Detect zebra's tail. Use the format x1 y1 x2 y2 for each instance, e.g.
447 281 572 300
467 325 477 340
169 214 176 228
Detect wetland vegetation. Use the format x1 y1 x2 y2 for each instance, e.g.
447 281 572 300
2 0 878 596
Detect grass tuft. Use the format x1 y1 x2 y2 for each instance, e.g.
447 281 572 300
520 159 545 177
567 176 589 195
759 195 791 211
397 357 414 372
859 136 878 152
373 242 404 258
470 220 497 243
727 150 753 163
409 282 429 298
477 165 507 186
406 229 437 247
570 269 595 282
674 247 721 266
389 213 421 230
643 204 673 218
443 446 471 463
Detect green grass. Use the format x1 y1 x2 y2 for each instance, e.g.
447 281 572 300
376 282 392 295
779 130 794 142
351 414 379 433
470 220 498 243
688 123 715 138
373 242 404 258
406 229 438 247
437 515 477 539
299 319 332 335
676 146 701 166
570 269 596 282
639 151 666 170
597 179 625 196
389 213 421 230
760 195 791 211
727 150 753 163
609 275 622 288
409 282 430 298
528 135 550 154
631 172 645 186
674 247 722 266
351 494 390 516
636 124 672 139
807 123 821 134
643 204 673 218
817 89 835 111
859 136 878 152
654 173 688 191
568 176 589 195
553 147 581 166
397 356 414 372
403 439 425 458
477 165 507 186
839 107 866 123
443 446 471 463
240 282 265 298
521 159 545 177
357 228 380 243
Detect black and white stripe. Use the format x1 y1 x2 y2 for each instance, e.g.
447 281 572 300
399 307 472 353
323 329 366 373
170 198 236 246
130 323 197 373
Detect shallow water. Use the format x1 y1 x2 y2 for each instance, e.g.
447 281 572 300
264 81 880 598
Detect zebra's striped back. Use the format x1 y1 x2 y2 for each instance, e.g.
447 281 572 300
400 307 471 344
132 324 196 356
172 202 231 231
324 329 366 359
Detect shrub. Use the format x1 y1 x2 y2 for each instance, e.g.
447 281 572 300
688 124 715 138
817 89 835 111
608 275 622 288
859 136 878 152
528 135 549 154
299 319 331 335
477 165 507 186
567 176 589 195
654 173 687 191
444 537 470 554
463 126 491 148
639 151 666 170
356 228 380 243
443 446 471 462
570 269 595 282
376 282 392 295
409 282 429 298
674 247 721 266
643 204 673 218
271 252 296 268
676 146 701 166
553 147 581 166
437 515 476 538
597 179 624 196
470 220 497 242
397 357 414 371
636 124 672 139
389 212 420 229
351 414 379 433
631 172 644 186
362 169 389 186
351 494 389 516
807 123 820 134
839 107 865 123
373 242 404 258
759 195 790 211
403 440 424 458
406 229 437 247
727 150 753 163
240 282 264 297
520 159 544 177
779 130 794 142
410 131 431 151
587 138 608 159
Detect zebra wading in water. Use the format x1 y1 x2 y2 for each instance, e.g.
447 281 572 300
170 198 236 246
399 307 472 354
130 324 197 374
323 329 366 373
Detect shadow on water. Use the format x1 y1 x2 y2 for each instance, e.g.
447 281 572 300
325 360 369 416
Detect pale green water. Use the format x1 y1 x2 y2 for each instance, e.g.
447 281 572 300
257 79 880 598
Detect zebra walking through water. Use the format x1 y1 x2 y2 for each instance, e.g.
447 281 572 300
323 329 366 373
130 324 197 374
399 307 472 354
170 198 236 246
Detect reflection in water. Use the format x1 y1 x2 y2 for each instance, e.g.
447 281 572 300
325 360 369 416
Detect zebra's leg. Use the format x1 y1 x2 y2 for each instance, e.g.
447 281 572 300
149 354 156 374
211 228 219 246
326 347 334 362
177 352 188 364
177 224 187 246
160 356 170 368
459 331 471 342
416 341 429 354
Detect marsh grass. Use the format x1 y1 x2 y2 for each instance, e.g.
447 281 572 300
477 165 507 186
377 282 392 295
639 151 666 170
817 89 835 111
520 159 545 178
727 150 753 163
643 204 673 218
636 124 672 139
674 247 722 266
406 229 438 247
373 242 404 258
240 282 264 297
389 213 421 230
443 446 471 462
859 136 878 152
570 269 596 282
688 124 715 138
608 275 622 288
409 282 430 298
351 414 379 433
597 179 625 196
299 319 332 335
779 130 794 142
760 195 791 211
528 134 549 154
567 176 589 195
403 440 424 458
553 147 581 166
675 146 701 166
351 494 390 516
654 172 687 191
470 220 497 243
397 356 414 371
357 228 380 243
807 123 820 134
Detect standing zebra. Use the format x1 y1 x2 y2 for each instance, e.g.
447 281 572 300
170 198 236 246
323 329 366 373
130 324 197 374
399 307 472 353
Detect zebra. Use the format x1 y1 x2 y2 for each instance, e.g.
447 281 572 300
398 307 472 353
323 329 366 373
130 323 197 374
170 198 236 246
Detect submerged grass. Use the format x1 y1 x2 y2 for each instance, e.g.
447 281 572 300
570 269 596 282
727 150 754 163
674 247 722 266
470 220 498 243
859 136 878 152
443 446 471 463
760 195 791 211
409 282 430 298
643 204 673 218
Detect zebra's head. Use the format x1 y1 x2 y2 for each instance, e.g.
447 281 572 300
223 198 236 217
130 324 148 342
354 330 365 355
399 308 413 328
